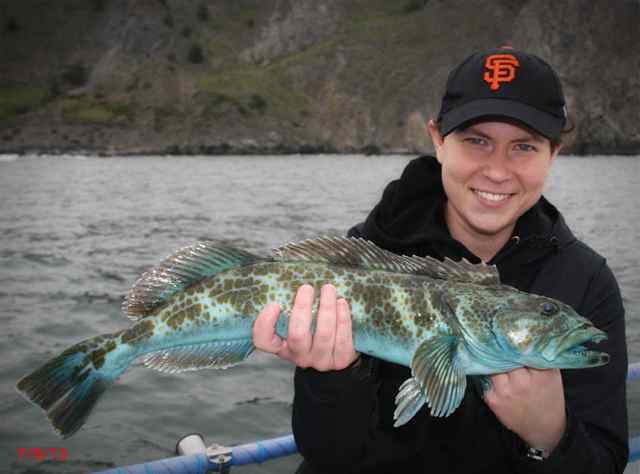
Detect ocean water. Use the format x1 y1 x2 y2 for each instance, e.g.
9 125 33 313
0 154 638 473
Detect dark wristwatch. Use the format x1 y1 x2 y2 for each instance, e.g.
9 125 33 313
525 446 548 461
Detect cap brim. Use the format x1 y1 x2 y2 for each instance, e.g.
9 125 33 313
439 98 564 140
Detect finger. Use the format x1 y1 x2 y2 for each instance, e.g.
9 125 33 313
310 284 338 370
271 339 295 361
252 302 284 353
333 298 358 369
286 285 314 362
486 372 510 402
529 367 561 380
528 368 564 395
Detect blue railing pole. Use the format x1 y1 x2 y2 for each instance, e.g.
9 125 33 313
231 434 298 466
631 436 640 464
628 361 640 382
94 452 212 474
94 435 297 474
629 361 640 464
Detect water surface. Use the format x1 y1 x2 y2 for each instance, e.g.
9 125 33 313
0 154 638 473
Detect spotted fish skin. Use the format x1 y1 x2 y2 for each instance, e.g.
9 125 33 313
16 237 609 438
132 261 451 370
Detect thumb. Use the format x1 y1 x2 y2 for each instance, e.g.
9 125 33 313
253 302 284 352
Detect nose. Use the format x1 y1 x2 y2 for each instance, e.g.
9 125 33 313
482 149 511 183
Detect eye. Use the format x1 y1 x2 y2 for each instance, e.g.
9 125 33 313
541 302 558 316
464 137 488 146
514 143 537 152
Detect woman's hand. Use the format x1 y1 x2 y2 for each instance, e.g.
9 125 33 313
485 367 566 453
252 283 359 371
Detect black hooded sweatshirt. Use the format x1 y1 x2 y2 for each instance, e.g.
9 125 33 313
292 156 628 474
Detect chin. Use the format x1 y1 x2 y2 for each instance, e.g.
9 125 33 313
469 219 515 237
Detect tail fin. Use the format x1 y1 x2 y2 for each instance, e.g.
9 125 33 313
16 333 126 438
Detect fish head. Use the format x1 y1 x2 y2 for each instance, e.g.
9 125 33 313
490 292 609 369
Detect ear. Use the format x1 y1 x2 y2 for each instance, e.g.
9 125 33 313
549 143 562 165
427 119 445 163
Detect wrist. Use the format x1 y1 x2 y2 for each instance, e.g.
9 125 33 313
523 419 567 461
344 353 377 381
346 354 362 369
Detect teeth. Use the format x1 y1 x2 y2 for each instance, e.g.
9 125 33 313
474 190 510 202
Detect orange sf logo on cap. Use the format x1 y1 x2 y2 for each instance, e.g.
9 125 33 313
484 54 520 91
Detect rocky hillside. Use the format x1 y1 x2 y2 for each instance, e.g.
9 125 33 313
1 0 639 155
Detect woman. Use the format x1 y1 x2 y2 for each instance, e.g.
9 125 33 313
253 47 628 473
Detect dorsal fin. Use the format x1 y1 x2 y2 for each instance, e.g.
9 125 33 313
274 237 500 285
123 241 260 320
430 256 500 285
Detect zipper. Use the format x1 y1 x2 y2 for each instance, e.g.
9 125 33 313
490 235 522 265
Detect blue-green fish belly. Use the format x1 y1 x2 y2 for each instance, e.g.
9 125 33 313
338 270 451 367
119 288 257 359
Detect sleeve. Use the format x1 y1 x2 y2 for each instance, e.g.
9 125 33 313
509 260 629 474
291 355 380 472
347 223 365 239
292 356 427 473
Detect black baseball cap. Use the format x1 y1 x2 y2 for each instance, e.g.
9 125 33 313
437 47 567 140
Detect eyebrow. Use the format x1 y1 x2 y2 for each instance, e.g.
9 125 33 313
463 126 545 143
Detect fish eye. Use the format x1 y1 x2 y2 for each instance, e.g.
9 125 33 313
541 302 558 316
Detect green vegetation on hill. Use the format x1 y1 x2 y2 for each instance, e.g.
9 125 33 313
60 96 134 124
0 86 48 121
0 0 638 154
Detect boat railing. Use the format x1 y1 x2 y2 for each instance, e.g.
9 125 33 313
93 361 640 473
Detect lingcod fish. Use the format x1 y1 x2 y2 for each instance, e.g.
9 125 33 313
16 237 609 437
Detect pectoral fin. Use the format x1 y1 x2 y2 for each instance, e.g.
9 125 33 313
394 335 466 426
393 377 427 427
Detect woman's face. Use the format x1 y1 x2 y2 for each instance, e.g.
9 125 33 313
429 120 559 251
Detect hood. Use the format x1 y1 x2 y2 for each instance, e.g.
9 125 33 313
358 155 576 266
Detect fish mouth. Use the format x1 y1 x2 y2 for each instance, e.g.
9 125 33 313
542 325 609 368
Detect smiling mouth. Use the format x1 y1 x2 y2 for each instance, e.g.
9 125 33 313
472 188 515 202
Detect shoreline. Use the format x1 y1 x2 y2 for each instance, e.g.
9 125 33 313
2 140 640 157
